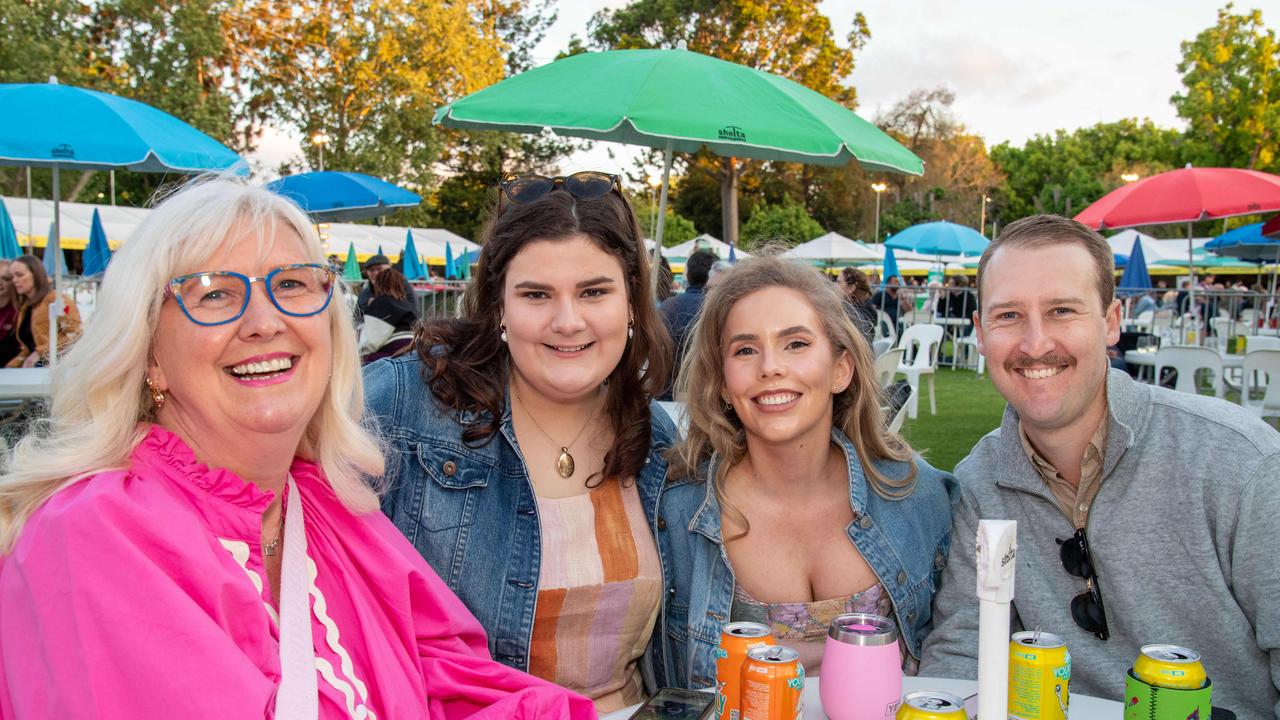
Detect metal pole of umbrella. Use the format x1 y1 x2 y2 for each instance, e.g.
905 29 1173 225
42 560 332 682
651 139 674 293
110 169 116 206
1186 222 1197 345
49 166 61 367
25 167 32 252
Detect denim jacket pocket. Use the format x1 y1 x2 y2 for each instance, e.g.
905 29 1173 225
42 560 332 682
415 442 493 532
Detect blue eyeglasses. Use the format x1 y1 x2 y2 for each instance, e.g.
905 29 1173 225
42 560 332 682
166 263 336 326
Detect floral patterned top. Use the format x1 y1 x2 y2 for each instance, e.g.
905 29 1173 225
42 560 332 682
730 582 919 675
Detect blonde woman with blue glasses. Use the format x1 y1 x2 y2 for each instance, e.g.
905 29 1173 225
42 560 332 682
0 178 593 719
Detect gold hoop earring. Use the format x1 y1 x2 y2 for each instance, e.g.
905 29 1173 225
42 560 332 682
145 377 166 410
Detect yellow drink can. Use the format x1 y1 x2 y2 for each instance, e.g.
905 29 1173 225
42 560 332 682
1009 631 1070 720
1133 644 1207 690
895 691 967 719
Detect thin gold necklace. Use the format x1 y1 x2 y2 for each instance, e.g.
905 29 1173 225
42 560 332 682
513 383 598 479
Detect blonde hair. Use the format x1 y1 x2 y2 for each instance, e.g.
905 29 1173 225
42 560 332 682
0 176 384 553
670 255 917 540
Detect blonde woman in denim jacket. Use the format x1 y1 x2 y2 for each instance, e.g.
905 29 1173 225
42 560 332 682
365 172 680 713
651 256 956 689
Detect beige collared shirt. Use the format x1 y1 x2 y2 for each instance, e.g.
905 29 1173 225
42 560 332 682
1017 419 1108 528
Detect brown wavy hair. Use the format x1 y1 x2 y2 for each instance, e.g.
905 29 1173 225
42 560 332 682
670 256 918 539
413 187 671 485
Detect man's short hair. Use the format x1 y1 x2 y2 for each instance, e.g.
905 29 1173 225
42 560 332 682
977 215 1115 312
685 250 717 288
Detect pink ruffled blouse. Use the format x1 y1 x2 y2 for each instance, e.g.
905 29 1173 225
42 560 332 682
0 425 596 720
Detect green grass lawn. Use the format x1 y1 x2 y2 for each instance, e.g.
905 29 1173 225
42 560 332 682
898 368 1009 472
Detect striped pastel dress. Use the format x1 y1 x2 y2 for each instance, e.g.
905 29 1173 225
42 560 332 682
530 479 663 713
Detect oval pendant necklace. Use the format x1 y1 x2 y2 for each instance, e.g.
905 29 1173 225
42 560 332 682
514 384 597 479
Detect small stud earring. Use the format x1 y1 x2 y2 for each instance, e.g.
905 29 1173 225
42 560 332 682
500 324 508 343
145 377 166 410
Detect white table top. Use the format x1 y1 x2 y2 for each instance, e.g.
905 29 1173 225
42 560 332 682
600 676 1122 719
0 368 52 400
1125 349 1245 368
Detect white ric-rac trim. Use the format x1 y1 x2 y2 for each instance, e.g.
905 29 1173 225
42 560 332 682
218 537 279 626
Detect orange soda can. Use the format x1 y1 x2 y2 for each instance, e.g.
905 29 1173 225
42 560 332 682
715 622 775 720
740 645 804 720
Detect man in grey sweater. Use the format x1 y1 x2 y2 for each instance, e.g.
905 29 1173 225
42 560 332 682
919 215 1280 717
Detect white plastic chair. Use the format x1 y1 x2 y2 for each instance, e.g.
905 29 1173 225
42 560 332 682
1246 335 1280 352
1240 308 1257 329
1241 349 1280 421
873 309 898 348
886 385 913 434
1154 346 1224 398
956 334 985 375
896 324 943 418
873 348 904 388
1132 310 1154 333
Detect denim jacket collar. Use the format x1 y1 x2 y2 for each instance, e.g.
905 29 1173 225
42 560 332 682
688 427 865 541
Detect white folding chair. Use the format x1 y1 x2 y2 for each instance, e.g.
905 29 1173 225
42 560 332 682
873 348 904 389
1246 335 1280 352
1241 349 1280 421
873 309 898 348
1153 346 1224 398
1240 308 1257 329
896 324 943 418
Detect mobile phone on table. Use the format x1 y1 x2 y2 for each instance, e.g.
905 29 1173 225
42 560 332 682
626 688 714 720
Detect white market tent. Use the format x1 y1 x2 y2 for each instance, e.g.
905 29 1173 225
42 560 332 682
781 232 880 265
1 195 477 264
1105 228 1213 265
663 234 751 261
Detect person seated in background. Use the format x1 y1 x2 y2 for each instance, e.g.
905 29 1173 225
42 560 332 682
6 255 81 368
0 260 20 366
657 256 954 686
871 274 910 331
0 178 594 719
837 267 876 344
356 253 415 314
1131 290 1156 317
920 215 1280 715
359 267 419 364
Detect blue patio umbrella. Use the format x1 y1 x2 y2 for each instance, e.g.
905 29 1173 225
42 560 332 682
445 242 456 280
1117 237 1151 296
82 208 112 276
0 79 245 365
885 221 988 257
1205 222 1280 262
401 230 428 280
265 171 421 223
728 242 737 263
0 200 19 259
41 222 67 278
882 246 902 282
456 248 478 279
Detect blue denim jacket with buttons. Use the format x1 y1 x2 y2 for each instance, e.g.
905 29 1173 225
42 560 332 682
363 354 679 674
649 428 956 690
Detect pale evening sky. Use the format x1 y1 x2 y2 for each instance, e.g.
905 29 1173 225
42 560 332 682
247 0 1279 178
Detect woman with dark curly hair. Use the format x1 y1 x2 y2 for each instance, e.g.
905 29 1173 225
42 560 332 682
364 171 679 712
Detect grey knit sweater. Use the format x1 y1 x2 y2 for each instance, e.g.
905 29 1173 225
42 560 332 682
920 369 1280 718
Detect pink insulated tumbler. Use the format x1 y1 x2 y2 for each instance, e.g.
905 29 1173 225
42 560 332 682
819 612 904 720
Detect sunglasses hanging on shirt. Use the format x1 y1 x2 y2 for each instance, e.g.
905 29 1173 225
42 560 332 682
1056 528 1110 641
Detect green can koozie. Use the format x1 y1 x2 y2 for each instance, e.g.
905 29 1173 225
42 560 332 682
1124 669 1212 719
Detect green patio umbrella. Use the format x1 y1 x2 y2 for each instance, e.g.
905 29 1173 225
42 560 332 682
342 242 362 282
435 48 922 271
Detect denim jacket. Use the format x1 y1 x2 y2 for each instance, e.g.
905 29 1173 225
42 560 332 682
363 355 678 674
651 428 956 689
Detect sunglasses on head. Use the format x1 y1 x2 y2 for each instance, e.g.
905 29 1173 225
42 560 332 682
499 171 622 206
1056 528 1110 641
